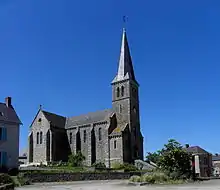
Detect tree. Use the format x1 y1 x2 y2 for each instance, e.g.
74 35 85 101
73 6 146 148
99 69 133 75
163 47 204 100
146 152 160 164
68 151 85 167
157 139 192 178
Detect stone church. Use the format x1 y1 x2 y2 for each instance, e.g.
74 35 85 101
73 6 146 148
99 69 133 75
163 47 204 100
28 28 144 167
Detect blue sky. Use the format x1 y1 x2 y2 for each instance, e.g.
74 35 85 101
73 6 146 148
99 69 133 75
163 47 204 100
1 0 220 155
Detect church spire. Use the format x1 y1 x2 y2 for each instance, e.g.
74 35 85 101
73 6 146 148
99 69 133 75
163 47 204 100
112 28 136 83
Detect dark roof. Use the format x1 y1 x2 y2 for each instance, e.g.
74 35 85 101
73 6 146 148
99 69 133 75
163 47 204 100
42 110 66 128
212 155 220 161
185 146 210 154
0 103 22 124
65 109 113 128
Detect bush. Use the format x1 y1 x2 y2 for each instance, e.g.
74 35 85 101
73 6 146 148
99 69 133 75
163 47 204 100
129 175 141 182
0 173 13 185
68 151 85 167
92 162 106 169
141 174 155 184
17 173 31 186
151 172 169 182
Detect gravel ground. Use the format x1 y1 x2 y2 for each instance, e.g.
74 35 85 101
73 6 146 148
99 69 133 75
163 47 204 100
15 179 220 190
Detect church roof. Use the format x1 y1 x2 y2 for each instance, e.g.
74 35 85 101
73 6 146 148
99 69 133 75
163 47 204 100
110 123 128 136
42 110 66 128
65 109 113 128
0 102 22 124
112 28 136 83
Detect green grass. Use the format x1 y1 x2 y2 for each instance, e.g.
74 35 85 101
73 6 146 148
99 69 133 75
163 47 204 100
129 172 187 185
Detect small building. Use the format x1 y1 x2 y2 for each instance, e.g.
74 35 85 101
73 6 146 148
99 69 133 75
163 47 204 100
185 145 212 177
212 154 220 177
0 97 22 170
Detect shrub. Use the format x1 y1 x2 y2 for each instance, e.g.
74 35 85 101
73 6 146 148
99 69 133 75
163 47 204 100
68 151 85 167
17 173 31 186
123 163 138 172
92 162 106 169
141 174 155 184
152 172 169 182
129 175 141 182
0 173 13 185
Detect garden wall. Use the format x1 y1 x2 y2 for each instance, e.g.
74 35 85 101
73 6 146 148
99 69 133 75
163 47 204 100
24 172 142 183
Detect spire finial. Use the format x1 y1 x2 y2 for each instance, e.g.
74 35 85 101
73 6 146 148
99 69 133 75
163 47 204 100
39 104 42 110
123 16 128 31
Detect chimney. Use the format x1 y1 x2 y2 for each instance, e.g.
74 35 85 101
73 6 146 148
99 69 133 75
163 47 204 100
5 97 12 107
185 144 190 148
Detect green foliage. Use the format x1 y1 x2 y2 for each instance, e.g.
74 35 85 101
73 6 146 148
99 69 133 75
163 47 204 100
146 152 160 164
146 139 192 180
0 173 13 185
68 151 85 167
130 172 185 184
157 139 192 178
129 175 141 182
92 162 106 169
112 162 138 172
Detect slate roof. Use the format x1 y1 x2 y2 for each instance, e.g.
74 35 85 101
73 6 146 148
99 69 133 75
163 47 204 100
185 146 210 154
112 28 137 84
65 109 113 128
0 102 22 124
42 110 66 128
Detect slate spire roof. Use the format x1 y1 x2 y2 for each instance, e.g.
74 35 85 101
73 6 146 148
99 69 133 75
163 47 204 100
112 28 136 83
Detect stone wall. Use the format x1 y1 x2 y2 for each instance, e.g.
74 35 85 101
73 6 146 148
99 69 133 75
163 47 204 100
24 172 141 183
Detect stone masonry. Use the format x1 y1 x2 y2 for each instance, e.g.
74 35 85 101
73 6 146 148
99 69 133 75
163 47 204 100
28 28 144 167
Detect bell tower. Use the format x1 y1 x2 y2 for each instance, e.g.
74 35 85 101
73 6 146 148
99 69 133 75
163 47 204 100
111 28 143 160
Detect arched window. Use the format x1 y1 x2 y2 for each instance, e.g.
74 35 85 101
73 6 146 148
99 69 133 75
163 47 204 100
121 86 124 97
98 128 102 141
37 132 39 144
116 87 120 97
40 132 43 144
83 130 87 143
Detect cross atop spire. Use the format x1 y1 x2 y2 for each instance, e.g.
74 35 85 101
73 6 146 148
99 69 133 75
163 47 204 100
112 28 136 83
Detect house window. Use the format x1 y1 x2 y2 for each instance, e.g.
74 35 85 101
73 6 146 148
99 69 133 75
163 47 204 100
98 128 102 141
0 127 7 141
70 132 73 144
116 87 120 98
121 86 124 97
38 118 42 123
114 140 117 149
37 132 39 144
0 152 7 166
40 132 43 144
83 130 87 143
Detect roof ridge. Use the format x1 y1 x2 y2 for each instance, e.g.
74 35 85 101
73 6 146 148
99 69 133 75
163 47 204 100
42 110 66 118
67 108 112 119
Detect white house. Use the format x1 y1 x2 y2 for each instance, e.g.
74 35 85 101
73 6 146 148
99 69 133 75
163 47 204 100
0 97 22 170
